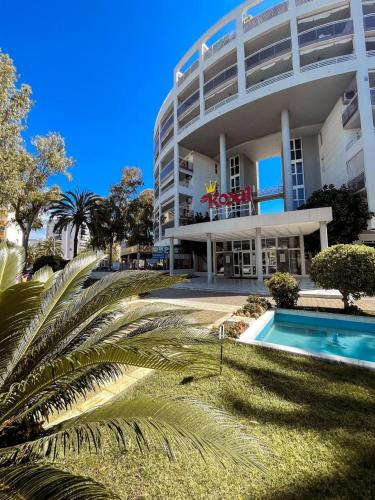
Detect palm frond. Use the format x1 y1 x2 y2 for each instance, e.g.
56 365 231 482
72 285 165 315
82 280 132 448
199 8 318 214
5 397 265 470
2 253 102 387
0 464 118 499
26 272 185 373
0 329 217 424
0 244 23 293
32 265 54 284
0 282 44 378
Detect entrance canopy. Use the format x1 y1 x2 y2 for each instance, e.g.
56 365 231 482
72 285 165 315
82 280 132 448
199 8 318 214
165 207 333 242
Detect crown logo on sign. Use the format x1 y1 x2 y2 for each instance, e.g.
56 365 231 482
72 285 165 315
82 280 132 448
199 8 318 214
204 180 218 194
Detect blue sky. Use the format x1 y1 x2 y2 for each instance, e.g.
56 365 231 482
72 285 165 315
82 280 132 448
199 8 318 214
2 0 282 213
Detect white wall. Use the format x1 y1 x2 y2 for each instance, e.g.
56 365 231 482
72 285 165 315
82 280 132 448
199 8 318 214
319 97 361 187
191 151 220 214
46 218 90 260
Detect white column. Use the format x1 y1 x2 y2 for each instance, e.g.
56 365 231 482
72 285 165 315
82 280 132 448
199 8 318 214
207 233 213 284
173 144 180 227
199 44 205 117
220 133 227 192
169 238 174 276
255 227 263 280
236 17 246 96
299 234 306 276
213 241 217 277
281 110 294 212
319 222 329 250
352 0 375 214
290 1 300 74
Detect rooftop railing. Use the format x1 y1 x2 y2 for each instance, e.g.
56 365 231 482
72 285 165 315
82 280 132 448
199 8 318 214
203 31 236 61
177 60 199 87
243 1 288 33
298 18 353 48
204 64 237 96
245 37 291 73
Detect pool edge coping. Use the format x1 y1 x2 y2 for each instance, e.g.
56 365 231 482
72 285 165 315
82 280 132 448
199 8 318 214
237 309 375 371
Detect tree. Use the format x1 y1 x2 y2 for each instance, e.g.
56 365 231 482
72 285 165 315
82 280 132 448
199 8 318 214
34 236 63 258
126 188 154 247
49 190 102 258
0 244 263 497
310 244 375 309
299 185 373 253
91 167 143 269
0 52 73 265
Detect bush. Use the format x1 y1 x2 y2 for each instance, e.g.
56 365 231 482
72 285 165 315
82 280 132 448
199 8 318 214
236 295 272 319
224 320 248 339
310 244 375 309
33 254 68 273
265 272 299 309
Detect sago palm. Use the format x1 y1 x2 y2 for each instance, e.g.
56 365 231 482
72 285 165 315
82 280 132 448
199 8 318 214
49 190 102 257
0 244 264 499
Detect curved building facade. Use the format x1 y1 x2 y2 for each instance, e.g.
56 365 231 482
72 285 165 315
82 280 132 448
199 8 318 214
153 0 375 281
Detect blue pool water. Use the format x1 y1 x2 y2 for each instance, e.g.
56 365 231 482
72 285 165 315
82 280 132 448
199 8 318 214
256 313 375 363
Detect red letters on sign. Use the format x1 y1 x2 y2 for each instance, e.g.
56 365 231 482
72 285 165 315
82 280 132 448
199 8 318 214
200 186 252 208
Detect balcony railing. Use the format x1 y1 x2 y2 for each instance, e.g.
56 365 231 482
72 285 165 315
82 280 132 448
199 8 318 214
179 176 193 189
371 88 375 105
154 138 159 159
298 19 353 48
203 31 236 61
179 158 194 172
246 70 293 93
204 64 237 97
177 60 199 87
245 37 291 72
177 90 200 119
342 94 358 127
160 114 174 139
255 184 284 200
347 171 365 192
209 203 255 221
346 131 362 152
364 13 375 32
243 1 288 33
160 160 174 182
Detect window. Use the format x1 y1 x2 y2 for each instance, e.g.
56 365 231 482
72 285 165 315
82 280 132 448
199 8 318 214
290 138 305 209
229 155 240 191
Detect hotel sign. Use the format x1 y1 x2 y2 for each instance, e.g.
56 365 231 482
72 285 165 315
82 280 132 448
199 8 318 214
200 185 253 209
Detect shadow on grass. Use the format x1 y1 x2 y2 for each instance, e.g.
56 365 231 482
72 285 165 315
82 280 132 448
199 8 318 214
223 352 375 431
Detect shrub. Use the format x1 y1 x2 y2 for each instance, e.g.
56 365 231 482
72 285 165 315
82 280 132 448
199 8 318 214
310 244 375 309
265 272 299 309
33 254 67 273
224 320 248 338
236 295 272 319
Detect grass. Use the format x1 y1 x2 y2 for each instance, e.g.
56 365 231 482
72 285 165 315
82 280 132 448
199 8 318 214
62 342 375 499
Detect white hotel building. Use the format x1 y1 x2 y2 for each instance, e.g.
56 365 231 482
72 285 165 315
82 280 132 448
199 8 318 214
153 0 375 282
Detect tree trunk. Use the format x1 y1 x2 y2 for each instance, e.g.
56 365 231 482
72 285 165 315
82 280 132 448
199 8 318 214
22 228 30 271
108 239 113 271
73 225 80 258
342 292 350 310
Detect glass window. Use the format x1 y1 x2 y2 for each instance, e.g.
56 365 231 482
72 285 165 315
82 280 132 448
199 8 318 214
216 241 224 252
266 238 276 249
242 240 250 251
223 241 232 251
233 240 241 251
216 253 224 274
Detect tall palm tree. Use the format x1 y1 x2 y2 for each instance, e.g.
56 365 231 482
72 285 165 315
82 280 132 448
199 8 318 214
0 244 264 498
50 190 102 258
35 236 63 259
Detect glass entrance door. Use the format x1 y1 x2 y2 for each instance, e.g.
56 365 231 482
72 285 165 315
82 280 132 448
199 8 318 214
242 251 256 277
262 250 277 276
233 252 241 277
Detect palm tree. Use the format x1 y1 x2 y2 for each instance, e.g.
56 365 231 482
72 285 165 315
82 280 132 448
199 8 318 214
0 244 264 498
49 190 102 258
34 236 63 259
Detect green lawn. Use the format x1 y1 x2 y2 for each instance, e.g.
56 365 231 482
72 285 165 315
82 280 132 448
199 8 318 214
63 343 375 499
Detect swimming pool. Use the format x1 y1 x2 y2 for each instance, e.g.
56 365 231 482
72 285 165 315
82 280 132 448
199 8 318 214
239 310 375 369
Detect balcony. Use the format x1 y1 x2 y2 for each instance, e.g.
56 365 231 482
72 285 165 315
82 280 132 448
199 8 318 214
243 1 288 33
347 171 366 192
204 64 237 97
160 160 174 183
364 13 375 33
203 31 236 61
342 94 359 128
179 158 194 172
160 114 174 140
154 137 159 160
371 88 375 106
179 173 193 189
298 19 353 49
245 37 291 73
177 90 200 120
